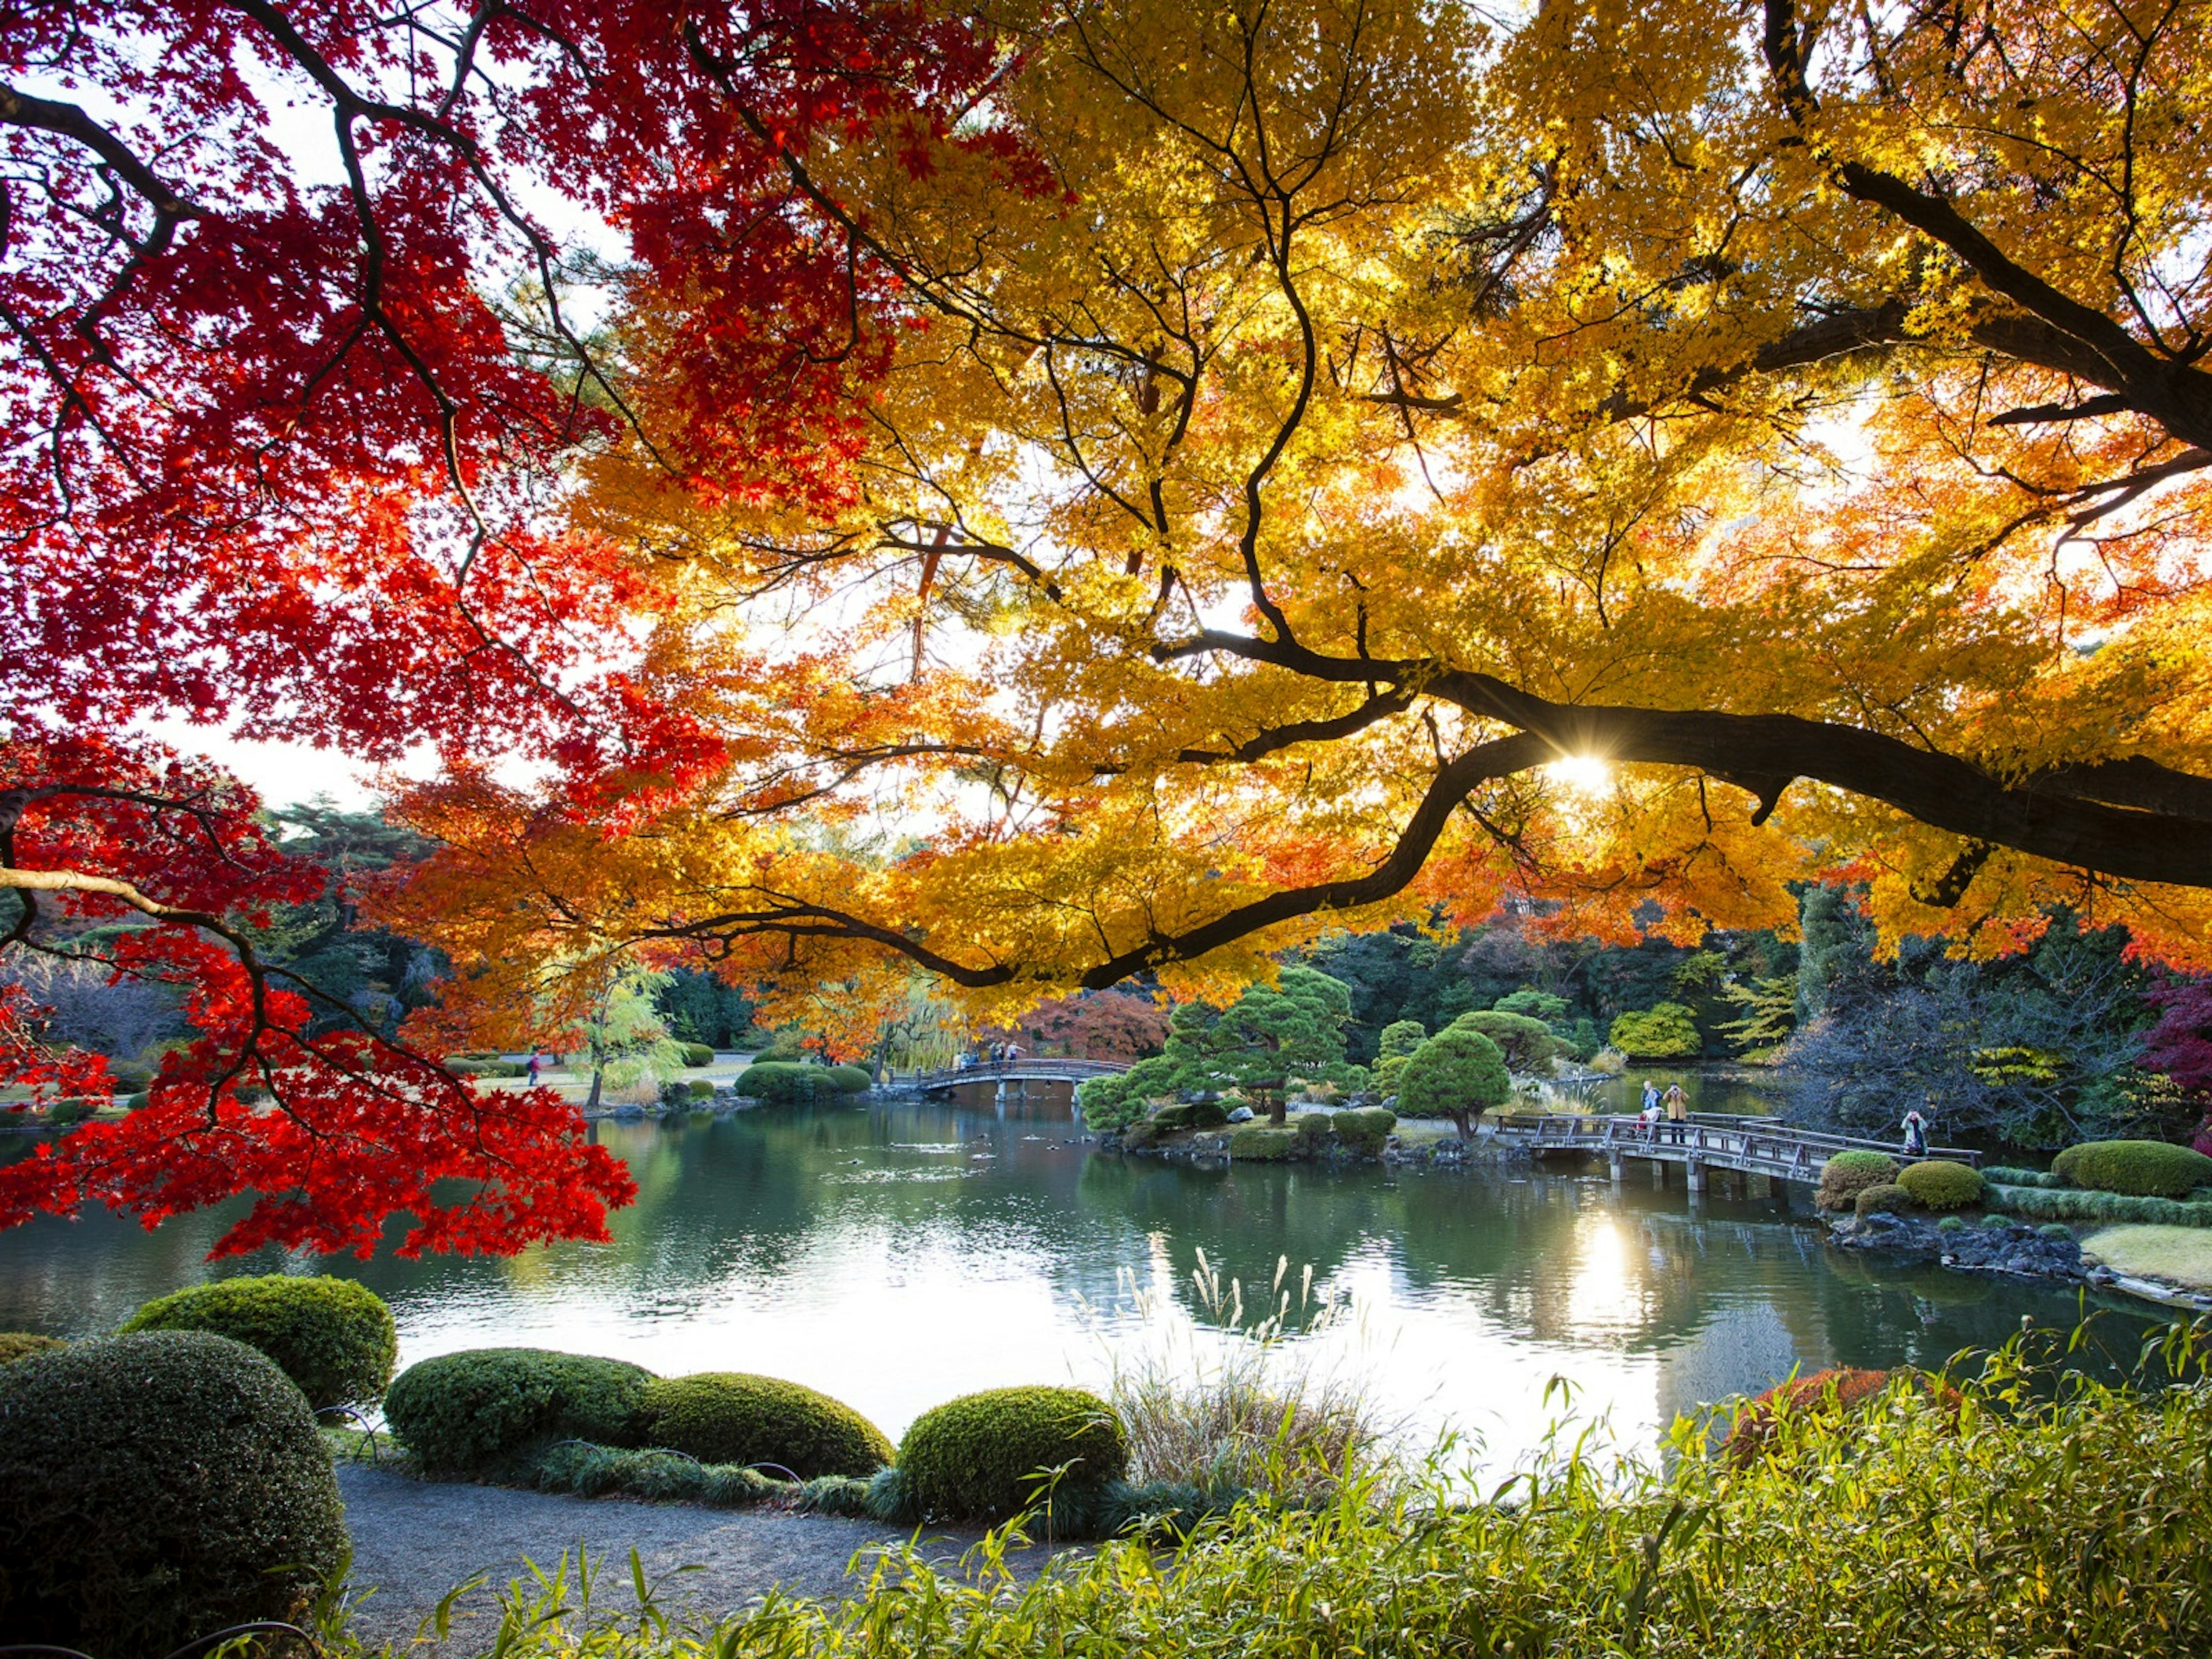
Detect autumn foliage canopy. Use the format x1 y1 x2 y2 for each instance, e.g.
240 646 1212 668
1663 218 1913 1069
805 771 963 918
7 0 2212 1251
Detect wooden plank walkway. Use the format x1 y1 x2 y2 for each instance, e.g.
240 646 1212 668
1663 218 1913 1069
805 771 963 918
1488 1111 1981 1190
914 1058 1131 1092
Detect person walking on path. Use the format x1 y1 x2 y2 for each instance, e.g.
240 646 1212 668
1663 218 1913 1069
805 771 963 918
526 1054 541 1089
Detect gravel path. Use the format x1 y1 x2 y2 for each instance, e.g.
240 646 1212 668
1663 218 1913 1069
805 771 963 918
336 1465 1047 1652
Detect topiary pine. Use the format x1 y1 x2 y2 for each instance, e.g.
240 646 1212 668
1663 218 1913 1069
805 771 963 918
641 1373 892 1477
895 1386 1127 1522
0 1332 347 1653
121 1272 396 1408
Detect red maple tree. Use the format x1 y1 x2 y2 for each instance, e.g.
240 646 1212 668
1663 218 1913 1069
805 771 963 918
0 1 1018 1254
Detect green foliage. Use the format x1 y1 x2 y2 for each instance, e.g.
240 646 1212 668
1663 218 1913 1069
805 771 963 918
1937 1214 1967 1233
1080 1055 1184 1129
1445 1009 1558 1071
1153 1099 1230 1131
1897 1160 1985 1211
384 1348 656 1475
1165 966 1355 1097
1982 1165 2065 1188
1491 988 1570 1025
656 968 757 1051
1228 1126 1297 1161
0 1332 65 1365
1854 1183 1914 1217
531 1441 786 1506
0 1332 346 1654
1330 1107 1397 1158
678 1041 717 1068
435 1340 2212 1659
642 1373 892 1478
734 1062 842 1103
1716 974 1797 1055
1986 1184 2212 1227
825 1063 873 1093
688 1078 715 1099
2038 1222 2076 1240
446 1054 524 1077
1566 1016 1601 1062
895 1386 1128 1522
2052 1139 2212 1199
120 1273 397 1409
1395 1027 1509 1128
1372 1018 1426 1090
1608 1001 1702 1059
1817 1150 1901 1213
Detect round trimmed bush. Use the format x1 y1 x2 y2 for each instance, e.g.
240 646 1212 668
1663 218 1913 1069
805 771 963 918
1228 1125 1297 1161
896 1385 1127 1522
826 1063 873 1093
121 1272 396 1408
1817 1150 1901 1211
678 1041 716 1068
642 1373 892 1477
1854 1182 1914 1217
1332 1106 1397 1158
1897 1159 1984 1211
2051 1139 2212 1199
0 1332 346 1653
384 1347 656 1475
0 1332 65 1365
733 1062 840 1103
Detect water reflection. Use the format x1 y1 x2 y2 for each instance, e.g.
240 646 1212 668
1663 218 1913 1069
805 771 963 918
0 1089 2159 1472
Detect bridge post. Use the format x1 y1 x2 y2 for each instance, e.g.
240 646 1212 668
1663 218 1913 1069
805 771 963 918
1608 1153 1624 1184
1685 1160 1706 1194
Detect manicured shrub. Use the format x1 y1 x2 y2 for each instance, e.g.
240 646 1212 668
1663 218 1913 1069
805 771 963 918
1986 1184 2212 1227
1817 1150 1901 1212
827 1063 873 1093
1982 1165 2063 1188
1119 1118 1161 1150
120 1272 397 1408
2052 1139 2212 1199
1331 1106 1397 1158
687 1077 715 1099
1445 1009 1558 1072
384 1347 656 1475
1855 1182 1914 1217
1897 1159 1984 1211
896 1385 1128 1522
1292 1111 1334 1148
0 1332 65 1365
1229 1126 1297 1161
1396 1027 1509 1132
642 1372 892 1477
0 1332 346 1653
678 1041 716 1068
446 1055 524 1077
530 1440 785 1506
1607 1001 1702 1059
2037 1222 2075 1240
1936 1214 1967 1233
733 1061 840 1102
1154 1099 1229 1131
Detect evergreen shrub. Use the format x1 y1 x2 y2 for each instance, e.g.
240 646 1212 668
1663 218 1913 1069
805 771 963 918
2052 1139 2212 1199
687 1078 715 1099
733 1062 840 1103
1855 1183 1914 1217
1228 1126 1297 1161
1982 1165 2063 1188
1817 1150 1901 1212
896 1385 1127 1522
0 1332 65 1365
678 1041 716 1068
1986 1185 2212 1227
0 1332 346 1654
120 1272 397 1408
1897 1160 1984 1211
827 1063 873 1093
384 1347 656 1474
1607 1001 1702 1059
642 1372 892 1477
1331 1106 1396 1157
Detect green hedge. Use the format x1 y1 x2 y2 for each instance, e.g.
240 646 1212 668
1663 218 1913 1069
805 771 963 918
1982 1165 2063 1188
2052 1139 2212 1199
384 1347 656 1475
121 1273 397 1409
733 1062 842 1103
642 1373 892 1478
1229 1126 1297 1161
1854 1183 1914 1217
0 1332 65 1366
1331 1106 1396 1157
0 1332 346 1654
446 1054 524 1077
1817 1150 1900 1211
896 1385 1128 1522
827 1063 873 1093
678 1041 717 1068
1154 1100 1231 1130
1897 1160 1984 1211
1987 1184 2212 1228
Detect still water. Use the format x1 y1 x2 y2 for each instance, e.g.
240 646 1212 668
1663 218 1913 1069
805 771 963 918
0 1088 2160 1473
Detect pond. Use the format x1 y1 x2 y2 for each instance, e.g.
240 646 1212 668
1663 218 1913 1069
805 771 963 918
0 1089 2163 1475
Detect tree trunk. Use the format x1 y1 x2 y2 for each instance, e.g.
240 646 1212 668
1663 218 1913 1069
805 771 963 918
585 1062 604 1113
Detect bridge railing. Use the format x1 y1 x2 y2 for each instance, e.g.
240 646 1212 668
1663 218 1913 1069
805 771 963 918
1489 1112 1983 1170
912 1058 1133 1089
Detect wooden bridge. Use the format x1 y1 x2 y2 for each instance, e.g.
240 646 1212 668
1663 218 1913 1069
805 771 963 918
1488 1111 1983 1192
913 1058 1131 1093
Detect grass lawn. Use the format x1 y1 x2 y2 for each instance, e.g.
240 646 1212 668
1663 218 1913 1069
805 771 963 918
2083 1224 2212 1291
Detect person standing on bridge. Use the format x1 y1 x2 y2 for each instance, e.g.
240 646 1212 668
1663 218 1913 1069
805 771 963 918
1664 1083 1687 1138
1900 1108 1930 1159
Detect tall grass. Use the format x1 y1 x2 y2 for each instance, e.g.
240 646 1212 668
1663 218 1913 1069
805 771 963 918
1096 1252 1393 1506
329 1320 2212 1658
